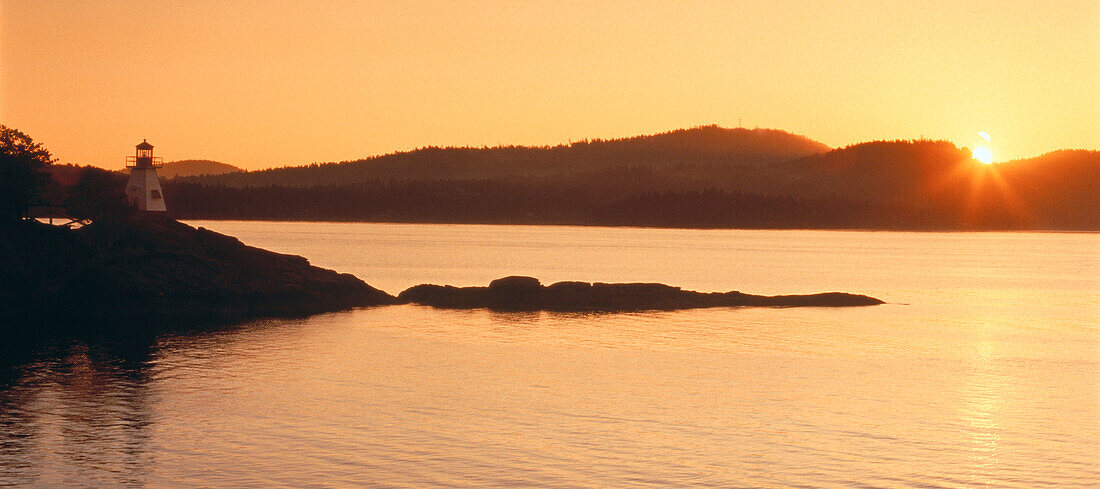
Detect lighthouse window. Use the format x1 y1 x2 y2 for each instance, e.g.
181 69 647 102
150 190 162 199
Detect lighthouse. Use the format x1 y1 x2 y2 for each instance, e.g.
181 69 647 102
125 139 167 212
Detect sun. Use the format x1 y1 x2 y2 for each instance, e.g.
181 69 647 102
972 146 994 164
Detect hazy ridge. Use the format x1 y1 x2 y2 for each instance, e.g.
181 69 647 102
163 126 1098 230
182 126 829 187
160 160 242 179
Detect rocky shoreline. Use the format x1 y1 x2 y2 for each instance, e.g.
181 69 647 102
2 218 883 330
0 217 394 326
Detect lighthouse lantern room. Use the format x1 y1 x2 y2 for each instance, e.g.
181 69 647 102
125 139 167 212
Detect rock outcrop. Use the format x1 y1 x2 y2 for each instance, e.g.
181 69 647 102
1 217 394 325
1 218 884 330
398 275 884 311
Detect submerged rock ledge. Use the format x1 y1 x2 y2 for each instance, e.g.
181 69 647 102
398 276 884 311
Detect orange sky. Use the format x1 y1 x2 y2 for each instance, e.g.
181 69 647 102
2 1 1097 170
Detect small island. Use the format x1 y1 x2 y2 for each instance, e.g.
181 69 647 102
398 275 883 312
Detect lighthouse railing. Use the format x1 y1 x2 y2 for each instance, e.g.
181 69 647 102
125 156 163 168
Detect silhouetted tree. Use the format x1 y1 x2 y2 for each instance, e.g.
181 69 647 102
0 125 54 222
64 167 133 222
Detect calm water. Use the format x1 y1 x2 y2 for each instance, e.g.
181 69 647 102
2 221 1097 488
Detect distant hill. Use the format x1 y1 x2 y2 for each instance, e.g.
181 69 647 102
183 126 829 187
773 142 1099 228
162 134 1098 230
988 149 1100 229
778 139 975 200
160 160 241 179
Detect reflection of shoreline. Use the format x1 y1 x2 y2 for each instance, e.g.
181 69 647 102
0 335 157 487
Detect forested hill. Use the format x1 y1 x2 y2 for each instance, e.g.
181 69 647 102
162 139 1100 230
160 160 242 179
781 142 1098 208
181 126 829 187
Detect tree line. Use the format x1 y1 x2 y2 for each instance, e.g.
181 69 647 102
180 126 829 188
5 123 1096 230
161 177 1041 230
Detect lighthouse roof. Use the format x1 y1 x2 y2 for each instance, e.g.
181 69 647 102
136 139 154 150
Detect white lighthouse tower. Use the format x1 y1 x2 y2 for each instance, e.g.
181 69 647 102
125 139 167 212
